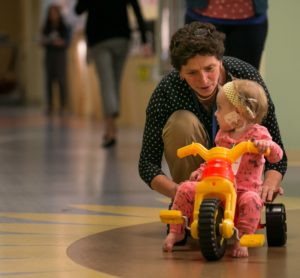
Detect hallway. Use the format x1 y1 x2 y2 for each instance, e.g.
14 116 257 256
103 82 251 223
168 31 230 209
0 108 299 278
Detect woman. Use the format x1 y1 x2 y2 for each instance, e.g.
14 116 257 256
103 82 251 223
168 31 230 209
138 22 287 203
184 0 268 69
75 0 150 148
41 4 70 115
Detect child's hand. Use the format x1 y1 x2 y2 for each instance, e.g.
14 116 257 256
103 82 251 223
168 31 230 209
190 170 202 181
253 140 272 155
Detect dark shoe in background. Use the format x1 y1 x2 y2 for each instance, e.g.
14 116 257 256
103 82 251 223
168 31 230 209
102 137 116 148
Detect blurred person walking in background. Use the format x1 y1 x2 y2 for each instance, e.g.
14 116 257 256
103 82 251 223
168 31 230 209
75 0 151 148
185 0 268 70
41 3 71 115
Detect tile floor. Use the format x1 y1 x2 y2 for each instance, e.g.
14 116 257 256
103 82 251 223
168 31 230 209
0 108 299 278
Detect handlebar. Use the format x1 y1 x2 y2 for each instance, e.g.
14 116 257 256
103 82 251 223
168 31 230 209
177 141 269 163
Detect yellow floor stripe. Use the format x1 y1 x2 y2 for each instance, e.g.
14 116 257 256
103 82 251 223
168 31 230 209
0 202 298 277
0 205 161 277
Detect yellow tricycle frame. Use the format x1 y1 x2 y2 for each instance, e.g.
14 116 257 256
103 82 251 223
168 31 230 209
160 141 266 260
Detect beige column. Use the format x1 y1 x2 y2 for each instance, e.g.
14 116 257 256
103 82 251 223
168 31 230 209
19 0 43 105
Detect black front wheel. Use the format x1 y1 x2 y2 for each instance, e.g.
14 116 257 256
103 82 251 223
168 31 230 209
198 198 227 261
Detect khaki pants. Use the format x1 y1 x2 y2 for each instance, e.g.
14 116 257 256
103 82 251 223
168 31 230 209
162 110 210 183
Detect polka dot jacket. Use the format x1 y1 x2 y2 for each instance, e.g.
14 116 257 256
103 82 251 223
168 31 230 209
138 56 287 186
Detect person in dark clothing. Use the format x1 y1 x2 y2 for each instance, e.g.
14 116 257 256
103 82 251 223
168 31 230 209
74 0 151 148
184 0 268 70
138 22 287 204
41 4 71 115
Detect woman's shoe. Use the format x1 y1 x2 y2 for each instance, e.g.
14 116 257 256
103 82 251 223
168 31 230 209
102 137 116 148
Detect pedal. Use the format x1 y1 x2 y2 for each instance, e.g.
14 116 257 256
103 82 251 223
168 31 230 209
240 234 265 247
159 210 184 224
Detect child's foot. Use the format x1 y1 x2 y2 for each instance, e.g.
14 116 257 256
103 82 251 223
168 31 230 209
231 240 249 258
163 232 185 252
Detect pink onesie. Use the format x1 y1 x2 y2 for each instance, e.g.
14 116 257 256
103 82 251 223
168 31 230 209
170 124 283 237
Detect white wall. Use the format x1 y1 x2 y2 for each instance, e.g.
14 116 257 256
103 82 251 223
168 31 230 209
265 1 300 151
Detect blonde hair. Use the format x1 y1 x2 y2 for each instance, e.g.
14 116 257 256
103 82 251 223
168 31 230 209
223 79 268 124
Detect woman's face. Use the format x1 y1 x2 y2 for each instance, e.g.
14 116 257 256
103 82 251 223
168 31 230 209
49 6 60 22
179 55 222 98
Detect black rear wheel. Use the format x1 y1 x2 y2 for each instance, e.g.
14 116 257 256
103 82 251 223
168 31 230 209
198 198 227 261
266 203 287 246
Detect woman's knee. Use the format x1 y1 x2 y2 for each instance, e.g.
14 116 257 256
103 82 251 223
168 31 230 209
162 110 209 183
163 110 209 145
164 110 200 136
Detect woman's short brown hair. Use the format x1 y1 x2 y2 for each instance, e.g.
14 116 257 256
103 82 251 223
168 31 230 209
170 22 225 71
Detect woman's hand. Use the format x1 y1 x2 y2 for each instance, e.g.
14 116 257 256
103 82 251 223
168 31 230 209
260 170 283 202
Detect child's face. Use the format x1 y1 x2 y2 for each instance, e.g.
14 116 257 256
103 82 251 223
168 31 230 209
215 89 241 131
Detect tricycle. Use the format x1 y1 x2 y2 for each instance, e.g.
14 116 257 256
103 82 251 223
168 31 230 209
160 141 287 261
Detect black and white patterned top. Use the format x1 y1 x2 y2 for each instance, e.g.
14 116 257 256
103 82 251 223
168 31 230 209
138 56 287 186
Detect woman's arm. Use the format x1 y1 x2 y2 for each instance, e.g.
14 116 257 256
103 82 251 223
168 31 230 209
261 100 287 175
151 175 179 199
138 81 170 192
227 57 288 177
138 104 166 187
252 126 285 202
